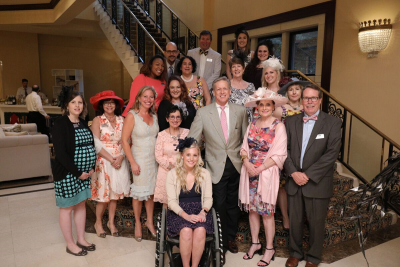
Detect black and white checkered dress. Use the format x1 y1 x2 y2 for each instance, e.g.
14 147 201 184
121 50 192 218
54 122 96 207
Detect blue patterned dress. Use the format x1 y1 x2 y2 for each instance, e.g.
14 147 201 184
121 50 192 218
248 119 279 215
54 122 96 207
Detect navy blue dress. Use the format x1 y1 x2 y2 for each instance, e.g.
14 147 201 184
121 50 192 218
167 183 213 237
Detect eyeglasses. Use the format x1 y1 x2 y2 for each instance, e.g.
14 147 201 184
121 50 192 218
169 116 182 120
103 102 116 106
302 97 319 102
166 50 178 54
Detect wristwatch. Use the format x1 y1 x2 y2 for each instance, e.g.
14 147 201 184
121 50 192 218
203 208 208 214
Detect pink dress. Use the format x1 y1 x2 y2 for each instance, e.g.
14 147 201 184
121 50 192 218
90 115 131 202
154 128 189 203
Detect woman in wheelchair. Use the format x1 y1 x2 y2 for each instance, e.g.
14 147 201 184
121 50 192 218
165 137 213 267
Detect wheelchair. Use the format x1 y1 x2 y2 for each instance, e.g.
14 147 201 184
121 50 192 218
155 208 223 267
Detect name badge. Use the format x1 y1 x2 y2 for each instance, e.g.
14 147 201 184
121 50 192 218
207 58 213 62
316 134 324 139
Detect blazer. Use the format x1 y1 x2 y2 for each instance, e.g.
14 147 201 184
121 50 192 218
284 111 342 198
188 102 248 184
187 47 221 90
166 167 213 215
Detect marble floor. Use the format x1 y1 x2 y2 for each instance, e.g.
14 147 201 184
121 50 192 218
1 185 400 267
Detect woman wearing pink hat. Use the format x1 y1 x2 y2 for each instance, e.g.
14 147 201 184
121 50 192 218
89 91 131 238
239 88 288 266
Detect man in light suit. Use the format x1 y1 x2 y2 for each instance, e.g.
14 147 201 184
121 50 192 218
164 42 180 80
187 30 221 92
189 77 248 262
284 83 342 267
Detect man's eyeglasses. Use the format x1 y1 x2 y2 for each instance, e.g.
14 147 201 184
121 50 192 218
166 50 178 54
302 97 319 102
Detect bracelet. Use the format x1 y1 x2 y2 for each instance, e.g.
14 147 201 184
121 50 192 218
241 154 248 162
202 208 208 214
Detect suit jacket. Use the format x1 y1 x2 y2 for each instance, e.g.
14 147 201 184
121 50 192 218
165 59 180 81
188 103 248 184
187 47 221 90
284 111 342 198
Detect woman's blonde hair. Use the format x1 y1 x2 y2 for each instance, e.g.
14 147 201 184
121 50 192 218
175 142 204 193
132 85 157 114
261 66 281 88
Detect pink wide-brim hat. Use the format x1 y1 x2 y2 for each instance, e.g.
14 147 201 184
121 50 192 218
90 90 125 111
244 87 288 108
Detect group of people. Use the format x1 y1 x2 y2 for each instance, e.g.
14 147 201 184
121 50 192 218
51 28 341 267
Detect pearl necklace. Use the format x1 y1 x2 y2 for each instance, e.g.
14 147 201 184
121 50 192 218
181 74 194 83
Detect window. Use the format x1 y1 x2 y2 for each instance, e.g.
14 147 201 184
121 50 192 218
289 28 318 75
258 35 282 59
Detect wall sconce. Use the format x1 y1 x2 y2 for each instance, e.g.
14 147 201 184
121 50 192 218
358 19 392 58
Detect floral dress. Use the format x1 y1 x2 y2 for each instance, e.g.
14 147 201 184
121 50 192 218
90 115 130 202
247 119 279 215
229 82 256 122
188 76 205 110
280 105 304 124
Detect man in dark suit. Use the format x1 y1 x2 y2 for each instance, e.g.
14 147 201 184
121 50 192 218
164 42 180 80
189 77 248 262
284 83 342 267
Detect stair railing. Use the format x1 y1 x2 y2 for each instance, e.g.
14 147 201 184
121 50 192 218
287 70 400 185
126 0 227 75
100 0 164 63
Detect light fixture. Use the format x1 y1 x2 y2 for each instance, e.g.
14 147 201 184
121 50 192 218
358 19 392 58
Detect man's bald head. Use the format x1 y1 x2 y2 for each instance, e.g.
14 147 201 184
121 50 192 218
164 42 179 65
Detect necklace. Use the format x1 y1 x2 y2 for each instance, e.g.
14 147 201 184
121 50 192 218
168 128 181 140
68 115 80 125
288 103 301 111
105 114 116 123
181 74 194 83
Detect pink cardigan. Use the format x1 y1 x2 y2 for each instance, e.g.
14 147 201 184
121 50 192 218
238 122 287 213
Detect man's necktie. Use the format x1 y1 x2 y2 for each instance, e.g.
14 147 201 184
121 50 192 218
303 115 318 123
220 106 228 143
199 49 209 56
169 66 174 77
24 88 27 97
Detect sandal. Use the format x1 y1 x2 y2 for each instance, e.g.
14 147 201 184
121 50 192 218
243 242 263 260
257 247 275 266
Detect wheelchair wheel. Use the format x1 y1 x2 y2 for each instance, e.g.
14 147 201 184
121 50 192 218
155 208 167 267
212 209 223 267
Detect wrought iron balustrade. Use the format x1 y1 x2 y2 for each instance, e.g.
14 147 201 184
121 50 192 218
100 0 164 63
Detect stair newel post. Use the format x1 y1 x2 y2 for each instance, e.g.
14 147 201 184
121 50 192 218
171 14 178 44
138 26 145 63
124 7 131 43
111 0 117 24
156 0 162 30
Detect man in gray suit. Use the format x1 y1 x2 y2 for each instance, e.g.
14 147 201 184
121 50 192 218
284 84 342 267
189 77 248 261
187 30 221 91
164 42 180 80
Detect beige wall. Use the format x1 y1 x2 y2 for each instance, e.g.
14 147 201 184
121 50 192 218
38 34 128 118
0 31 41 97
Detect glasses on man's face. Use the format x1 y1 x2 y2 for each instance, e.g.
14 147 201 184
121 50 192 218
302 97 319 102
169 116 182 120
104 102 116 106
166 50 178 54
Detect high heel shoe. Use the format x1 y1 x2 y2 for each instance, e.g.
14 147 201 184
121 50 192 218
257 247 275 266
76 241 96 251
145 222 156 238
134 223 142 242
94 223 106 238
243 242 263 260
107 221 120 237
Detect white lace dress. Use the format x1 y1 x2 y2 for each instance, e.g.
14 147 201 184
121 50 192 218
129 111 159 200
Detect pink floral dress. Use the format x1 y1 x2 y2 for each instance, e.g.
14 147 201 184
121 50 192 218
154 128 189 203
90 115 130 202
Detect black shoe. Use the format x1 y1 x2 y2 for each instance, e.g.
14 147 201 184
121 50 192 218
76 241 96 251
257 247 275 266
227 240 238 253
66 247 87 256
